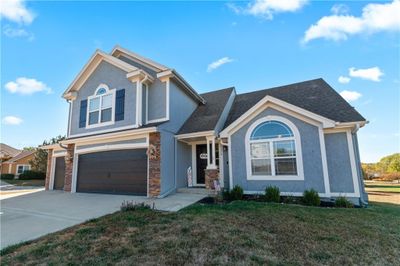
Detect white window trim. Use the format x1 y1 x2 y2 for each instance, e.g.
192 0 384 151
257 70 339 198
16 164 31 175
86 84 116 129
245 116 304 181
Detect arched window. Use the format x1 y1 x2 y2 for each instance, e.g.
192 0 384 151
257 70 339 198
87 84 115 127
246 116 303 180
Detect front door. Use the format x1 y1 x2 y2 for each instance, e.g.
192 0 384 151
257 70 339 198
196 144 208 185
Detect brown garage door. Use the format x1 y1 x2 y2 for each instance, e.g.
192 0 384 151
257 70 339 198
54 157 65 190
76 149 147 195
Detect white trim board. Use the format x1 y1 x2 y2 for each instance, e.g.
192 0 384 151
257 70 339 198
63 50 137 99
65 126 156 143
111 45 169 72
220 95 335 138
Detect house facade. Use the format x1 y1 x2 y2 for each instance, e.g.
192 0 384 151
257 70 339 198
43 46 368 205
1 150 35 177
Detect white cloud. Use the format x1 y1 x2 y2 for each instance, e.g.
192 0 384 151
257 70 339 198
349 67 384 82
5 77 52 95
338 76 351 84
330 4 349 15
302 0 400 43
3 24 34 40
340 90 362 102
2 116 23 125
207 57 234 72
228 0 308 20
0 0 35 24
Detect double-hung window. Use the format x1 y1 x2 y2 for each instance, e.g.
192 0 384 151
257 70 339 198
247 118 302 180
87 85 115 127
17 165 30 174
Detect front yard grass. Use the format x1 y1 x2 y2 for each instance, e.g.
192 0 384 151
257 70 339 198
1 201 399 265
2 179 45 187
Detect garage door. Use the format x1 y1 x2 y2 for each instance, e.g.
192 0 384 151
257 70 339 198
53 157 65 190
76 149 147 195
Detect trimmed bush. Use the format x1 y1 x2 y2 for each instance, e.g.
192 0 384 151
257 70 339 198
230 185 244 200
335 196 354 208
265 186 280 203
0 174 15 180
302 189 321 206
19 170 45 180
121 201 152 212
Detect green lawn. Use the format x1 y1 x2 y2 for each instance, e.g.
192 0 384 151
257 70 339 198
365 182 400 193
1 202 399 265
1 179 45 187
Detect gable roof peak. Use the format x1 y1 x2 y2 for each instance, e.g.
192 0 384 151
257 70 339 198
110 45 169 72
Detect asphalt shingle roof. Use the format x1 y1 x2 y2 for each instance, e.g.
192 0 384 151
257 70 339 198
0 143 21 158
178 87 234 134
224 78 366 129
4 150 35 163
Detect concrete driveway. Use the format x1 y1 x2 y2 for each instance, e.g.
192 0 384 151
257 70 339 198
1 190 205 249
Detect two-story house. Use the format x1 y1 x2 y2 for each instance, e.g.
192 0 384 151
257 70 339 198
43 46 368 206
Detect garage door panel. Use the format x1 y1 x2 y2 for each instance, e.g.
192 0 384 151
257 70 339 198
77 149 147 195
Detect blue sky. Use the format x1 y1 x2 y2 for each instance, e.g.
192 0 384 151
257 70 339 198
1 0 399 162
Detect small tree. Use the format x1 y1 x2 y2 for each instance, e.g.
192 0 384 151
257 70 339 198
29 135 66 173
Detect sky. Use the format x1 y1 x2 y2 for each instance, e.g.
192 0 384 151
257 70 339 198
1 0 399 163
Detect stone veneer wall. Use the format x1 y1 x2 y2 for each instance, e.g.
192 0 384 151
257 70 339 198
148 132 161 197
64 144 75 192
205 168 219 190
45 149 53 190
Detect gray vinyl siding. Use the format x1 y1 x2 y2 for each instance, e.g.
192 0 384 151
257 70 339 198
160 130 176 194
158 80 198 132
69 61 137 136
230 108 326 193
118 55 157 76
147 79 167 122
176 141 192 188
324 133 355 194
158 80 198 194
222 147 229 188
352 133 368 204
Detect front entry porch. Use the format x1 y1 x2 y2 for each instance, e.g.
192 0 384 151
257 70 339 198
176 133 223 191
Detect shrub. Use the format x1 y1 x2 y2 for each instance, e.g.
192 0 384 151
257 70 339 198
302 189 321 206
264 186 280 203
120 201 153 212
335 196 354 208
18 170 46 180
230 185 244 200
0 174 15 180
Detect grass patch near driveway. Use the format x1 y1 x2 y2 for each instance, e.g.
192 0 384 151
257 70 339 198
1 202 400 265
2 179 45 187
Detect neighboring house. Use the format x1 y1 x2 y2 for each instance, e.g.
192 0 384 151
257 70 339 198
0 143 21 162
43 46 368 206
1 150 35 176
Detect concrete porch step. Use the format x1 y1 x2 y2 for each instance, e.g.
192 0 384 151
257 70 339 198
177 187 209 195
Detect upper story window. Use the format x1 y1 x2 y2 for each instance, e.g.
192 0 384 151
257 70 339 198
87 84 116 128
246 116 304 180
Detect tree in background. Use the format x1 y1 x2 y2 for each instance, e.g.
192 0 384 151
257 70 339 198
362 153 400 182
29 135 66 173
